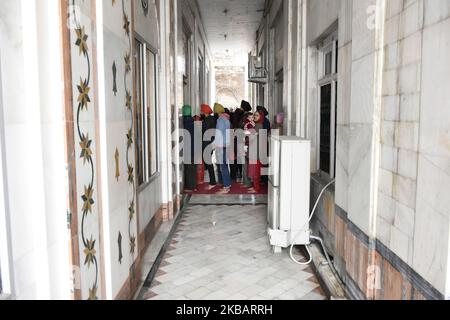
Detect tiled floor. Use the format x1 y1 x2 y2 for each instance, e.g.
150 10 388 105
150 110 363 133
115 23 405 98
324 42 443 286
140 200 327 300
188 194 268 205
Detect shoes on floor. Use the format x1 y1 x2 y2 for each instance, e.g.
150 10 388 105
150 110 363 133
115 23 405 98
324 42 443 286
217 187 231 194
247 187 257 194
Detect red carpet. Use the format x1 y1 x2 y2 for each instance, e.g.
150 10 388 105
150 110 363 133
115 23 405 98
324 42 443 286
184 182 268 195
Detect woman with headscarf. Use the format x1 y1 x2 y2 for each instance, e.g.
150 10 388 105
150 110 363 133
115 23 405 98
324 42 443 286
201 104 217 189
182 105 197 191
214 103 232 193
256 106 271 134
247 110 265 193
256 106 271 185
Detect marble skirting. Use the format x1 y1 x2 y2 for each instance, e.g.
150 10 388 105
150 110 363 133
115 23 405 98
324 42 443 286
310 176 444 300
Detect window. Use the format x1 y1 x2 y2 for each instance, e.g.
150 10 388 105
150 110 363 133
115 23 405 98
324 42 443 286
135 38 159 186
324 51 333 75
318 34 338 178
320 83 332 174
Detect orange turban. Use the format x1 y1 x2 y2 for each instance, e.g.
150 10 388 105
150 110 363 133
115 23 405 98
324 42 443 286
201 104 213 115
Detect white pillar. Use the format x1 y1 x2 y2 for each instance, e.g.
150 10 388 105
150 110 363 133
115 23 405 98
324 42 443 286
159 0 172 205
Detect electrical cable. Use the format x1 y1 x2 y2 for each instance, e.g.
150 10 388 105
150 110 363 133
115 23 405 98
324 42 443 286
289 179 335 265
310 235 340 278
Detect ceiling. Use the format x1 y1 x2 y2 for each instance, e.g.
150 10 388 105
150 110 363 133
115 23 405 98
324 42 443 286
197 0 266 67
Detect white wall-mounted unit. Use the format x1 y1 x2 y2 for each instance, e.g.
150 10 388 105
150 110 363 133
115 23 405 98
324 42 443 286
248 54 267 84
268 136 311 250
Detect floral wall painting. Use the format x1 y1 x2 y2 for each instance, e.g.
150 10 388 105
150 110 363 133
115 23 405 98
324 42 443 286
112 61 118 96
118 232 123 264
69 0 100 300
121 0 137 270
115 147 120 181
102 0 138 296
142 0 149 16
65 0 143 299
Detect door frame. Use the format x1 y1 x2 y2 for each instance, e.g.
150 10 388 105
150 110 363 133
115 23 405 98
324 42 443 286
316 32 338 180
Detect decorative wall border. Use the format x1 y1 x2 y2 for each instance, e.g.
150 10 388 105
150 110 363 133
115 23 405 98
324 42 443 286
122 0 137 265
130 0 142 265
138 196 191 299
116 204 164 300
71 0 99 300
374 238 444 301
60 0 82 300
138 207 164 258
335 206 370 247
335 205 444 301
344 269 368 300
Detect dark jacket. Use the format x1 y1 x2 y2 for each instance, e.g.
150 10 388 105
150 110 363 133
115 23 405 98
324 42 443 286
263 118 271 134
183 116 195 162
231 109 244 129
202 115 217 150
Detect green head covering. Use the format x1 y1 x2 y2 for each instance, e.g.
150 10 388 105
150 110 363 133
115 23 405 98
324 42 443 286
182 105 192 117
213 103 225 115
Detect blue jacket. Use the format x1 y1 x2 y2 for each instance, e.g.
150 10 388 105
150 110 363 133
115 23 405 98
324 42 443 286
215 115 231 148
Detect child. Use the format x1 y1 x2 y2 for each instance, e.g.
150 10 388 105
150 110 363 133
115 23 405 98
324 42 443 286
243 112 255 132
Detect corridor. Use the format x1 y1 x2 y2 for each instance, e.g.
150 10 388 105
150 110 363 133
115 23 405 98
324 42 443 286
139 197 326 300
1 0 450 302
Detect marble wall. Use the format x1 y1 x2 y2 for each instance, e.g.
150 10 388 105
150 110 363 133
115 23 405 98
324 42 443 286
133 0 171 234
415 0 450 297
68 0 103 300
97 0 140 299
260 0 450 298
377 0 450 295
335 0 353 212
96 0 180 300
306 0 342 43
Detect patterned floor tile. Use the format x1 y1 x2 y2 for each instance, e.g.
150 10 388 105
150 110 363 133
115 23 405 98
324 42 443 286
145 203 327 300
186 287 211 300
143 290 157 300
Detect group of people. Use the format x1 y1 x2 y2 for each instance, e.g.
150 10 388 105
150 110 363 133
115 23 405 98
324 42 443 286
182 100 271 195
